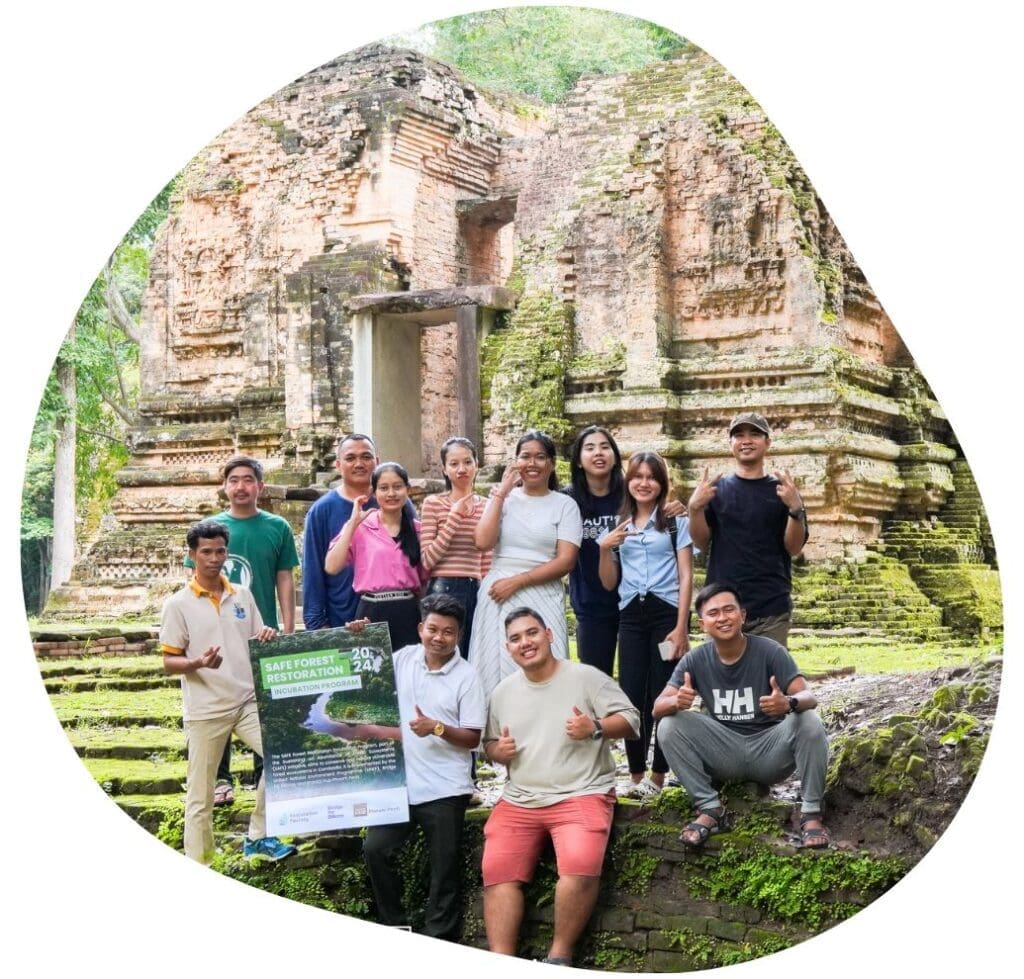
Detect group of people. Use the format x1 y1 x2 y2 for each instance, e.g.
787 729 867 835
159 410 830 965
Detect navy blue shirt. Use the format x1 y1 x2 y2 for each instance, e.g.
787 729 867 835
704 474 807 620
563 486 621 620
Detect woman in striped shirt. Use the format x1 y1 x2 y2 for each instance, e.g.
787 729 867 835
421 436 491 659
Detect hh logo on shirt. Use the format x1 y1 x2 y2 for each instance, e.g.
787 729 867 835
713 687 755 721
233 603 247 621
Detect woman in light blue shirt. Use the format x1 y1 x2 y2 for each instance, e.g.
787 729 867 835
598 451 693 799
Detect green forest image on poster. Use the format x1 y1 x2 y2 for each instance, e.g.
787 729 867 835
251 624 409 834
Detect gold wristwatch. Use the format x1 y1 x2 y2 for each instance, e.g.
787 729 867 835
433 721 446 737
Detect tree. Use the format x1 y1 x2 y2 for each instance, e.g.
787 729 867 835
405 7 689 104
21 181 174 614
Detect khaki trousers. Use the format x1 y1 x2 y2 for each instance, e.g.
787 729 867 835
184 701 266 863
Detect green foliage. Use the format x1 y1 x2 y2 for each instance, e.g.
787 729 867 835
591 936 645 971
480 290 573 440
412 7 689 103
21 178 175 613
663 928 793 969
689 842 905 928
214 849 373 918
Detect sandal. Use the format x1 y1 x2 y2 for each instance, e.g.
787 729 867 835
679 806 725 848
799 812 830 849
213 781 235 807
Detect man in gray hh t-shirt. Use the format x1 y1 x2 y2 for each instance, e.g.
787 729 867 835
654 582 829 850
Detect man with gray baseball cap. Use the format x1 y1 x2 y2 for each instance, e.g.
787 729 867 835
687 412 808 646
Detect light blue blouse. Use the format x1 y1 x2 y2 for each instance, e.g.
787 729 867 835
604 512 693 610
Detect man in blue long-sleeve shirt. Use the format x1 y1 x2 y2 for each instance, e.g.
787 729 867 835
301 433 379 630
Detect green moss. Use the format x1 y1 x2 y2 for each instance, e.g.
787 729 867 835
689 843 905 928
213 849 373 918
480 289 574 440
591 935 645 971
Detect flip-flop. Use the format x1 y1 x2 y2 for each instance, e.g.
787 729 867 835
213 781 235 806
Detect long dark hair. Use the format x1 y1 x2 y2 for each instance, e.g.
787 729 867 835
515 429 559 491
372 462 421 567
619 451 671 532
439 436 478 491
568 424 624 516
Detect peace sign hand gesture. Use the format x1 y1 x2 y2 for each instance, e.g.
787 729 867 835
773 470 803 511
688 466 721 512
598 520 638 553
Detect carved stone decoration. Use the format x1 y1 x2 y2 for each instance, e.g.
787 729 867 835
47 44 998 637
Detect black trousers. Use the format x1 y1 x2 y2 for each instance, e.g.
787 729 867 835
363 794 471 941
618 594 678 776
575 612 619 676
356 595 421 651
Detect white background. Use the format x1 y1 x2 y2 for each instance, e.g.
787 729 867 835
2 2 1018 975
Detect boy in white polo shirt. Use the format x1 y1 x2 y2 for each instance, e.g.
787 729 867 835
362 593 486 941
160 519 296 864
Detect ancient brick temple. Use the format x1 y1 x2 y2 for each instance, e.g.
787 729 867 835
49 44 1000 636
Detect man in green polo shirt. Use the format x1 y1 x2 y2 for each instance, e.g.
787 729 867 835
188 455 299 802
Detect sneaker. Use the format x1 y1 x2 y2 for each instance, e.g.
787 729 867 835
626 777 663 801
243 836 297 862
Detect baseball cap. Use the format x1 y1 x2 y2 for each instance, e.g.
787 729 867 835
728 412 771 437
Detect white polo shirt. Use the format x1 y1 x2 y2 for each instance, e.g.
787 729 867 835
160 577 264 721
393 644 486 806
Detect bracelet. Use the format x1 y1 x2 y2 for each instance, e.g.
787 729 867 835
788 507 806 520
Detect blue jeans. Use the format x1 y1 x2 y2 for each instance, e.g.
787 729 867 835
426 577 479 659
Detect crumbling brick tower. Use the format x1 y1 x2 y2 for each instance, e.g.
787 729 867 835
47 44 999 638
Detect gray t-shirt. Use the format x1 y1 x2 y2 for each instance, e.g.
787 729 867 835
668 635 803 735
484 660 640 807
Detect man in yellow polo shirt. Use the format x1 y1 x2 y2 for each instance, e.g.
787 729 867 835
161 519 296 864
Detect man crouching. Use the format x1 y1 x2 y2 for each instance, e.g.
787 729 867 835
482 607 640 966
654 582 830 849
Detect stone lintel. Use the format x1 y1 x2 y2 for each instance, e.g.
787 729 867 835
345 285 515 318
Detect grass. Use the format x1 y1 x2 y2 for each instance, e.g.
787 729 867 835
569 634 996 678
788 636 996 675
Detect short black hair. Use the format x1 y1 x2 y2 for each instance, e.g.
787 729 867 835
694 581 744 615
187 519 229 551
504 606 547 631
420 592 466 631
222 454 264 482
337 433 376 453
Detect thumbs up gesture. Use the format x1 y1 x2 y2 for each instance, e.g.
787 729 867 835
490 725 517 765
759 675 789 716
566 704 598 741
409 704 435 737
676 671 697 711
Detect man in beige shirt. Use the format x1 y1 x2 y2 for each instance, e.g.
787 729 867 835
482 606 639 966
161 519 295 864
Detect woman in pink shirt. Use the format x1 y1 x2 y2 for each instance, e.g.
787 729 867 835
325 462 423 649
421 436 491 659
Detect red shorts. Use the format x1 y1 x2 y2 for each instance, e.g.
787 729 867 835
481 791 616 886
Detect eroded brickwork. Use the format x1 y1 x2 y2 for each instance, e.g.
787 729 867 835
49 43 995 627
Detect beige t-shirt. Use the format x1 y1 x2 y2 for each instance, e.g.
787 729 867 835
484 660 639 807
160 578 264 721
